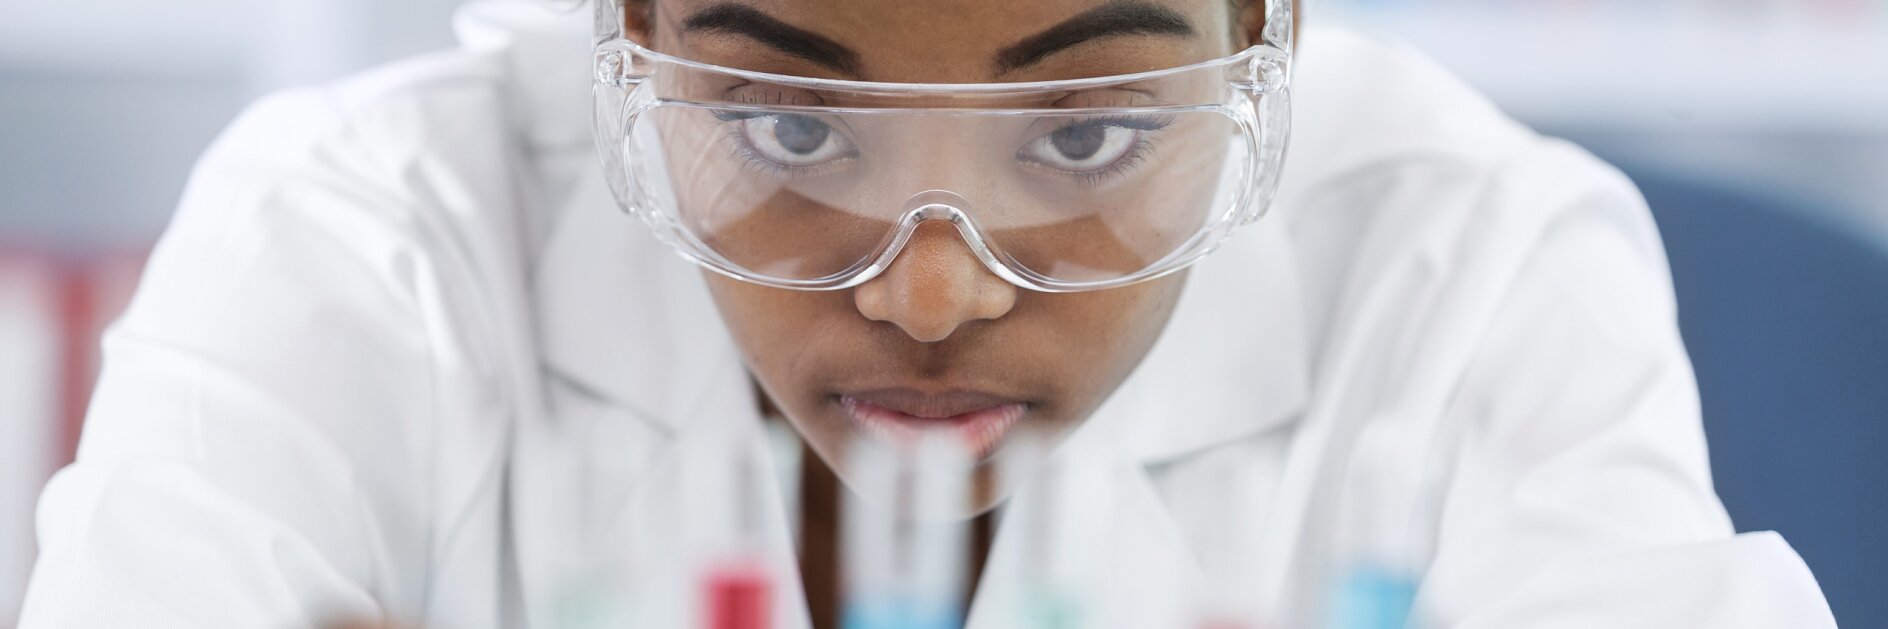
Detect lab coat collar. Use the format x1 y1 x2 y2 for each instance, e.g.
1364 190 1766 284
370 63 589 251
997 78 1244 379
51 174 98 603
453 0 594 149
472 0 757 437
533 165 753 437
1277 26 1529 202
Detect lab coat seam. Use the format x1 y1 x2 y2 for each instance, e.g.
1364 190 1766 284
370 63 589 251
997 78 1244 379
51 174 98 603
237 94 466 614
1420 409 1666 623
332 69 536 401
169 89 346 416
539 364 673 439
1421 192 1641 447
1339 157 1513 457
1453 365 1662 530
1305 148 1516 361
24 463 106 624
323 83 517 394
408 246 458 622
109 328 407 605
1387 143 1566 555
343 113 546 624
1290 161 1478 409
1553 212 1678 347
314 46 638 623
232 151 447 606
192 85 424 329
1421 281 1721 622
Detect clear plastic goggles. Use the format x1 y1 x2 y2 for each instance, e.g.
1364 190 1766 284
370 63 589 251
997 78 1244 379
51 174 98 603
593 1 1293 293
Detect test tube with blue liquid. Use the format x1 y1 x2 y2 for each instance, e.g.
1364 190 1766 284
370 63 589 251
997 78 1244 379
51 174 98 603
1002 435 1085 629
842 436 971 629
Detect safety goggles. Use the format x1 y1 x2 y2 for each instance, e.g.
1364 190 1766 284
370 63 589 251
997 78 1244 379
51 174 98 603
593 1 1293 293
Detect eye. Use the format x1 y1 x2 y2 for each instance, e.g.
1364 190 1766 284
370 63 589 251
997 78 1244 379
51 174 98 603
735 114 854 168
1019 121 1144 173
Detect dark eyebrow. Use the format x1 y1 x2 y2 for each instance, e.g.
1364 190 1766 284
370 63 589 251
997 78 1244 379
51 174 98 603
681 3 863 76
995 1 1196 75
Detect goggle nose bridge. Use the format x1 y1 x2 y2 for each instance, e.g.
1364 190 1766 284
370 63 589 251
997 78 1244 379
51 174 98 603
863 190 1024 287
907 203 968 223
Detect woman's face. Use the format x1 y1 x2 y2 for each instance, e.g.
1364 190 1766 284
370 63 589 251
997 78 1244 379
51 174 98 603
633 0 1260 510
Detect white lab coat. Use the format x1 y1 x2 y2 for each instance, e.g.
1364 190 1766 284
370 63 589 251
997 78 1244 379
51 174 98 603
20 2 1835 628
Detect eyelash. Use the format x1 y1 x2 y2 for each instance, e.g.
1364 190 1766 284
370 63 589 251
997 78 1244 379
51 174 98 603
711 109 857 178
1027 114 1177 186
706 110 1176 184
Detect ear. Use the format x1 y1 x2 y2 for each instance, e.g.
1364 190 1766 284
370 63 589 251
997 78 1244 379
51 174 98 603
621 0 655 45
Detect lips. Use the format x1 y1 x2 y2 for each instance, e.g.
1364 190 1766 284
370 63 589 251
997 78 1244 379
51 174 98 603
838 388 1028 459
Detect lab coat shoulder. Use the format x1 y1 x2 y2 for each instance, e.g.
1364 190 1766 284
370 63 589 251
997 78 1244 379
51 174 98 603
1419 142 1836 627
1284 28 1833 626
1291 27 1687 404
22 50 535 628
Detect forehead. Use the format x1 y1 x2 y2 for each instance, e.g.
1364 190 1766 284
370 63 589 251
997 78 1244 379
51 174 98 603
651 0 1238 83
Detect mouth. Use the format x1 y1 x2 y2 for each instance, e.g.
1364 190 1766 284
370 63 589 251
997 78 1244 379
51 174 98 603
837 388 1029 460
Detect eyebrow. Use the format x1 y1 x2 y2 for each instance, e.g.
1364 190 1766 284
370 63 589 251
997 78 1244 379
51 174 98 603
682 3 864 76
995 1 1197 74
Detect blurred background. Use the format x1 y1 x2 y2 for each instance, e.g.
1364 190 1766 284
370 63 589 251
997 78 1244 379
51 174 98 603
1 0 1883 627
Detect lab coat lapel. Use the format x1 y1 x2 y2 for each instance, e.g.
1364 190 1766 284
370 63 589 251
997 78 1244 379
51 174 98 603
533 159 746 437
1112 215 1311 464
526 121 789 626
453 1 592 149
525 157 810 627
484 4 786 626
463 0 748 437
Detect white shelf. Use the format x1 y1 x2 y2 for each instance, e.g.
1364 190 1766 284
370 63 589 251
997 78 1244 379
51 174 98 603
1325 7 1888 133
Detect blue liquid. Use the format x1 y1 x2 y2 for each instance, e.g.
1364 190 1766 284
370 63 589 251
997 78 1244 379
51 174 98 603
841 596 960 629
1332 567 1417 629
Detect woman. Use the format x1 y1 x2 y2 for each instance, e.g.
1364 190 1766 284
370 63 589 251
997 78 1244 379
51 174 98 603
20 0 1834 627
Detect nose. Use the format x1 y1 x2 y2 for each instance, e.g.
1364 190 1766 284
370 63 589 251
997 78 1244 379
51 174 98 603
853 220 1018 343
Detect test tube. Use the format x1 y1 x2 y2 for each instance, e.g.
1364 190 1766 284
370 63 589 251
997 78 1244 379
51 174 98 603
1002 435 1084 629
1328 421 1432 629
704 562 773 629
684 429 778 629
1171 453 1269 629
842 436 972 629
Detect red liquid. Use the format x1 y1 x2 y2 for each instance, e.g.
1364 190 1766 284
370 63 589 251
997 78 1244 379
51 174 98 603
705 564 774 629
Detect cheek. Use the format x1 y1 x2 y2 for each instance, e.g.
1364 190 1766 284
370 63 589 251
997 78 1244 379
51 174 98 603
702 274 838 384
701 271 901 431
1038 274 1187 397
